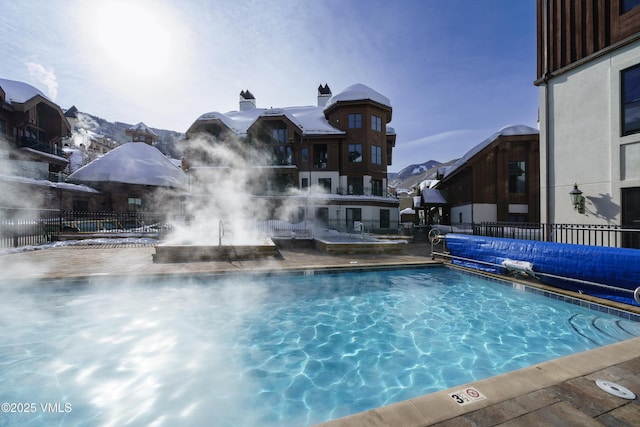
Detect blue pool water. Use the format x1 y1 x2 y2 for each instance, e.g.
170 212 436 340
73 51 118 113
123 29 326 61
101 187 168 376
1 267 639 426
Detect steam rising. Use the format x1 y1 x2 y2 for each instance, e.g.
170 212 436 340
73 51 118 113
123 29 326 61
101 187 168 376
26 62 59 100
163 133 325 245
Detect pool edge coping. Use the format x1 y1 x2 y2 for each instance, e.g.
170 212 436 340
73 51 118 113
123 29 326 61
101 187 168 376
313 336 640 427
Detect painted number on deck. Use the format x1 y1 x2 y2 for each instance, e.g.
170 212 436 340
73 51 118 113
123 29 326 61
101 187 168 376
449 387 486 406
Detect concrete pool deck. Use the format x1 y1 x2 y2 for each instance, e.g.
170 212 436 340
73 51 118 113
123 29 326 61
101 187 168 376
1 242 639 426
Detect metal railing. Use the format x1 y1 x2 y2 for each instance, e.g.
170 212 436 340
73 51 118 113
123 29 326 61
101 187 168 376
0 208 60 248
0 209 171 248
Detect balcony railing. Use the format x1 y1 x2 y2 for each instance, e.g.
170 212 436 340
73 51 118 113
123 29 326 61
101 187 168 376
335 186 392 198
20 136 62 156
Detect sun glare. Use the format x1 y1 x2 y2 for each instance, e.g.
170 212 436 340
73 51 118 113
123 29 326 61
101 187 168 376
90 2 177 80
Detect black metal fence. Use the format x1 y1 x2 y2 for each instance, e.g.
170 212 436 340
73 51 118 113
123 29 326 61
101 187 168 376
0 209 170 248
3 208 639 250
434 222 640 249
0 208 60 248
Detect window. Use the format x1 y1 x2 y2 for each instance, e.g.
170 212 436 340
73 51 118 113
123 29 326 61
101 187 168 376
346 208 362 229
508 213 528 223
301 148 309 164
128 197 142 212
348 113 362 129
508 161 526 193
622 0 640 13
371 179 383 196
622 187 640 248
371 115 382 132
316 207 329 227
313 144 328 168
0 119 6 136
348 177 363 195
622 64 640 136
372 145 382 165
274 145 293 165
272 127 287 143
318 178 332 192
348 144 362 162
380 209 390 228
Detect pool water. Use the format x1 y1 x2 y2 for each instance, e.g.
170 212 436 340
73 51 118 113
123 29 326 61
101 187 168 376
1 267 639 426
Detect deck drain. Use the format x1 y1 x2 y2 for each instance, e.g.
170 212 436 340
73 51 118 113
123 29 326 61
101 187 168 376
595 380 636 400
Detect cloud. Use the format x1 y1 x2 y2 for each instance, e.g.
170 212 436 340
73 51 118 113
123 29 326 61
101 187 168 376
25 62 58 100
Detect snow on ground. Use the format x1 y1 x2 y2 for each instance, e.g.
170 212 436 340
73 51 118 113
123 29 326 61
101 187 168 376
0 237 159 255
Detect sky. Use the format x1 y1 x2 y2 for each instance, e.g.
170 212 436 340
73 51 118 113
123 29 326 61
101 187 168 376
0 0 538 172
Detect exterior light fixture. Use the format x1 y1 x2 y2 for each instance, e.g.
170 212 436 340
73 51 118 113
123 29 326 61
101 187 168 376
569 183 585 214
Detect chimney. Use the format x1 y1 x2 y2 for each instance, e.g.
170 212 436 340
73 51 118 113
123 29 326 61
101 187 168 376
239 89 256 111
317 83 332 107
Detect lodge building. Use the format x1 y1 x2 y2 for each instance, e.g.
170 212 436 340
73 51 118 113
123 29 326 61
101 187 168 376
183 84 400 232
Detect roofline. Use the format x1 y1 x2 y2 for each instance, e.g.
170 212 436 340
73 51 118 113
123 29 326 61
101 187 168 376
323 98 393 122
440 132 539 183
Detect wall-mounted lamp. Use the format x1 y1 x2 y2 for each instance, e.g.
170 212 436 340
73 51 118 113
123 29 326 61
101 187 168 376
569 183 585 214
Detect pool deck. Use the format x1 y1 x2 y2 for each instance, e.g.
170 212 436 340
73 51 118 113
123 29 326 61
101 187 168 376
2 241 640 426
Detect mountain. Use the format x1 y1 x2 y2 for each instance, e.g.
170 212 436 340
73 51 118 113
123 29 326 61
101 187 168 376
389 159 458 190
390 160 441 187
66 108 184 159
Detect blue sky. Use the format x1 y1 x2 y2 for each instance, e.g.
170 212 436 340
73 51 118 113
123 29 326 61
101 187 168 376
0 0 538 172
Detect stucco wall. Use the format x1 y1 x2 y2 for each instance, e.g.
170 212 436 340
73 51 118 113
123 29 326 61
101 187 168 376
540 40 640 225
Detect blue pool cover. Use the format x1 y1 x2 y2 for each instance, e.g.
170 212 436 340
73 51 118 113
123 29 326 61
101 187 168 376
445 234 640 306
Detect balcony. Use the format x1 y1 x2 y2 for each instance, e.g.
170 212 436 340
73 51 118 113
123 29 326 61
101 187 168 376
20 136 61 156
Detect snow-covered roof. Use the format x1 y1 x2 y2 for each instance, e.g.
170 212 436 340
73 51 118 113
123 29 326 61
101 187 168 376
400 207 415 215
196 105 345 137
193 84 392 138
127 122 158 137
0 173 99 193
421 188 448 206
68 142 188 188
0 78 49 104
443 125 539 180
324 83 391 109
418 180 439 190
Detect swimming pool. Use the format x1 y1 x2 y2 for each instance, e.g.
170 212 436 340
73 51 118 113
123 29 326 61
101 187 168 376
1 267 639 426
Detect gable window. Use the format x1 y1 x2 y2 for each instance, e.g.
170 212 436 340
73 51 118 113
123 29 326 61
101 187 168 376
348 113 362 129
508 161 526 193
348 143 362 162
272 127 286 143
372 145 382 165
371 115 382 132
622 64 640 136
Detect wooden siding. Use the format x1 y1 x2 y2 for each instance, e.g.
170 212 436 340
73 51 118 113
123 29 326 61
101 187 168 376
537 0 640 80
439 134 540 223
